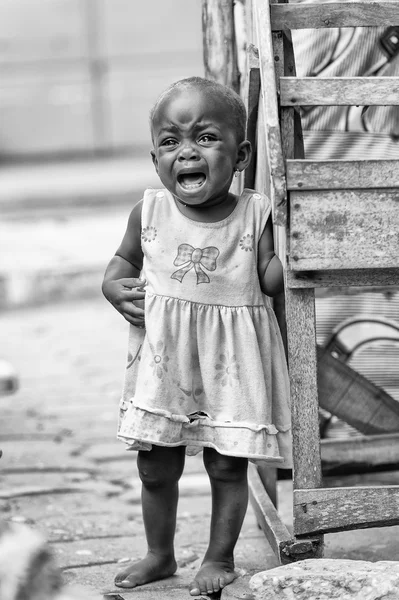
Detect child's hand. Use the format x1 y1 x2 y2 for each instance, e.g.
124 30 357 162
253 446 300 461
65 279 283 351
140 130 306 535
103 277 146 328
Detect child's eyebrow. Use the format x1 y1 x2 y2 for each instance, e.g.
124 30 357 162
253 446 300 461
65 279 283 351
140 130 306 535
157 125 178 135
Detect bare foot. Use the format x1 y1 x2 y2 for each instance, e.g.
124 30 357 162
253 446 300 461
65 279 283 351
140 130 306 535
189 560 238 596
114 552 177 588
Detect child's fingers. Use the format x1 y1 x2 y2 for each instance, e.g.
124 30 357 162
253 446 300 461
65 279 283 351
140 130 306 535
120 301 145 327
121 288 146 301
118 277 147 289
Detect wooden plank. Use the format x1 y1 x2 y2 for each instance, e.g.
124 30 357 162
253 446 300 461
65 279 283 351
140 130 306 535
256 464 278 508
244 45 260 190
289 189 399 271
321 434 399 473
286 268 399 289
202 0 240 91
271 2 399 30
294 486 399 535
285 288 323 489
286 159 399 191
317 347 399 434
248 463 293 562
280 77 399 106
254 0 287 225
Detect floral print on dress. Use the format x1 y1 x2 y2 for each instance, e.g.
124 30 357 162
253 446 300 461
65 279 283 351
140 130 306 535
141 226 157 242
176 377 204 405
171 243 219 284
239 233 254 251
127 345 142 369
215 353 240 387
151 341 169 379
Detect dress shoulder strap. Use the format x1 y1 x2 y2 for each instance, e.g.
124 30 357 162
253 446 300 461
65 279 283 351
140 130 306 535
240 188 272 239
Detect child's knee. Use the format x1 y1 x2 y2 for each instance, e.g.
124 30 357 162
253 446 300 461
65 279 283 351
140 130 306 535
137 449 184 489
204 451 248 483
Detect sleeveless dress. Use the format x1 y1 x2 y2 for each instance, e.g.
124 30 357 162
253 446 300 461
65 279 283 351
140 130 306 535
118 188 292 466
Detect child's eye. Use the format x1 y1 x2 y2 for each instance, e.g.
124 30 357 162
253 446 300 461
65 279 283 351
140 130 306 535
199 134 216 144
161 138 178 147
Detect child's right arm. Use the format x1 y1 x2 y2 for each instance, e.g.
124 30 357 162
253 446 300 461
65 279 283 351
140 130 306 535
102 200 145 327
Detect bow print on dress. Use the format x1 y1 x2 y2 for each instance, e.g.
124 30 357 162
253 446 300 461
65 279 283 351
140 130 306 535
171 243 220 284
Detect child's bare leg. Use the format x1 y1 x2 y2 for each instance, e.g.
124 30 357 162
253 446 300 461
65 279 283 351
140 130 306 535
189 448 248 596
115 445 185 588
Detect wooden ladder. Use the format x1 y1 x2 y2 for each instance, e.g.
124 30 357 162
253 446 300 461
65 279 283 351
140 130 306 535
244 0 399 563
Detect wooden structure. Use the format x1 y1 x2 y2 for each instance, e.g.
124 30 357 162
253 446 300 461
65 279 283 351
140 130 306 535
202 0 399 562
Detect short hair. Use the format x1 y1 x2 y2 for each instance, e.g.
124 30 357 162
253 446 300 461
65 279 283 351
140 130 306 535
150 77 247 142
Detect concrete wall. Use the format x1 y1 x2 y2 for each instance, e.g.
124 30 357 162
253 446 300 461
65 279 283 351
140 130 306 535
0 0 204 158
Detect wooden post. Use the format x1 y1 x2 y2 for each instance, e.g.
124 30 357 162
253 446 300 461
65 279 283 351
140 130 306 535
202 0 240 92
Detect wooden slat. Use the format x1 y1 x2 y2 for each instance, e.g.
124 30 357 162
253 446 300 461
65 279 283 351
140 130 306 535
202 0 240 91
289 189 399 271
318 347 399 435
254 0 287 224
285 288 323 489
248 463 293 563
271 2 399 30
294 486 399 534
321 434 399 473
286 159 399 191
280 77 399 106
286 268 399 288
244 45 260 190
256 464 278 508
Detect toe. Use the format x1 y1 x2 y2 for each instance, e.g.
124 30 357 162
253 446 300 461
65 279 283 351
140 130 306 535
115 578 135 588
189 581 201 596
204 578 215 594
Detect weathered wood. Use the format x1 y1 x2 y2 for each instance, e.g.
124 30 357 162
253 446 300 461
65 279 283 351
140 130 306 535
202 0 240 92
321 434 399 473
256 464 278 508
289 189 399 271
281 77 399 106
294 486 399 535
286 268 399 289
271 2 399 30
286 159 399 191
285 287 322 490
234 0 247 88
253 0 287 224
244 45 260 190
248 463 294 563
317 347 399 434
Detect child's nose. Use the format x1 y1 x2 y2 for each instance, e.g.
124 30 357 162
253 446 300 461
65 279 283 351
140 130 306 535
178 142 199 161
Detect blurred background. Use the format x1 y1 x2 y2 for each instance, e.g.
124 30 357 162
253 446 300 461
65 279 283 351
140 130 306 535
0 0 203 158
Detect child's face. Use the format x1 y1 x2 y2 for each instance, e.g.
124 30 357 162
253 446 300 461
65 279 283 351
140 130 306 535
151 87 250 207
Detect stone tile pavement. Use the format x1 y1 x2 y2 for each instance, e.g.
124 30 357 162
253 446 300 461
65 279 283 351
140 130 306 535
2 296 399 599
0 296 283 599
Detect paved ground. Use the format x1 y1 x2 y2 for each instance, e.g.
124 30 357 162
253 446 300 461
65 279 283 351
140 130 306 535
0 296 284 599
3 296 399 600
1 157 399 599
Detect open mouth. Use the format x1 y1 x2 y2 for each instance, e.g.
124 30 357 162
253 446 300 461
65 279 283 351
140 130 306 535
177 173 206 190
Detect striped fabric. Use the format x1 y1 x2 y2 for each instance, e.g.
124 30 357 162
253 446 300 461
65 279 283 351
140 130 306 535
292 0 399 159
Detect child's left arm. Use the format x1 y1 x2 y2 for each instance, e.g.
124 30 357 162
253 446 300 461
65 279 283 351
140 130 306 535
257 216 284 297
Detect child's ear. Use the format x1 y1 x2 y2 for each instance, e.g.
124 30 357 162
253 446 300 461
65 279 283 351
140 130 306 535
235 140 252 172
151 150 159 173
